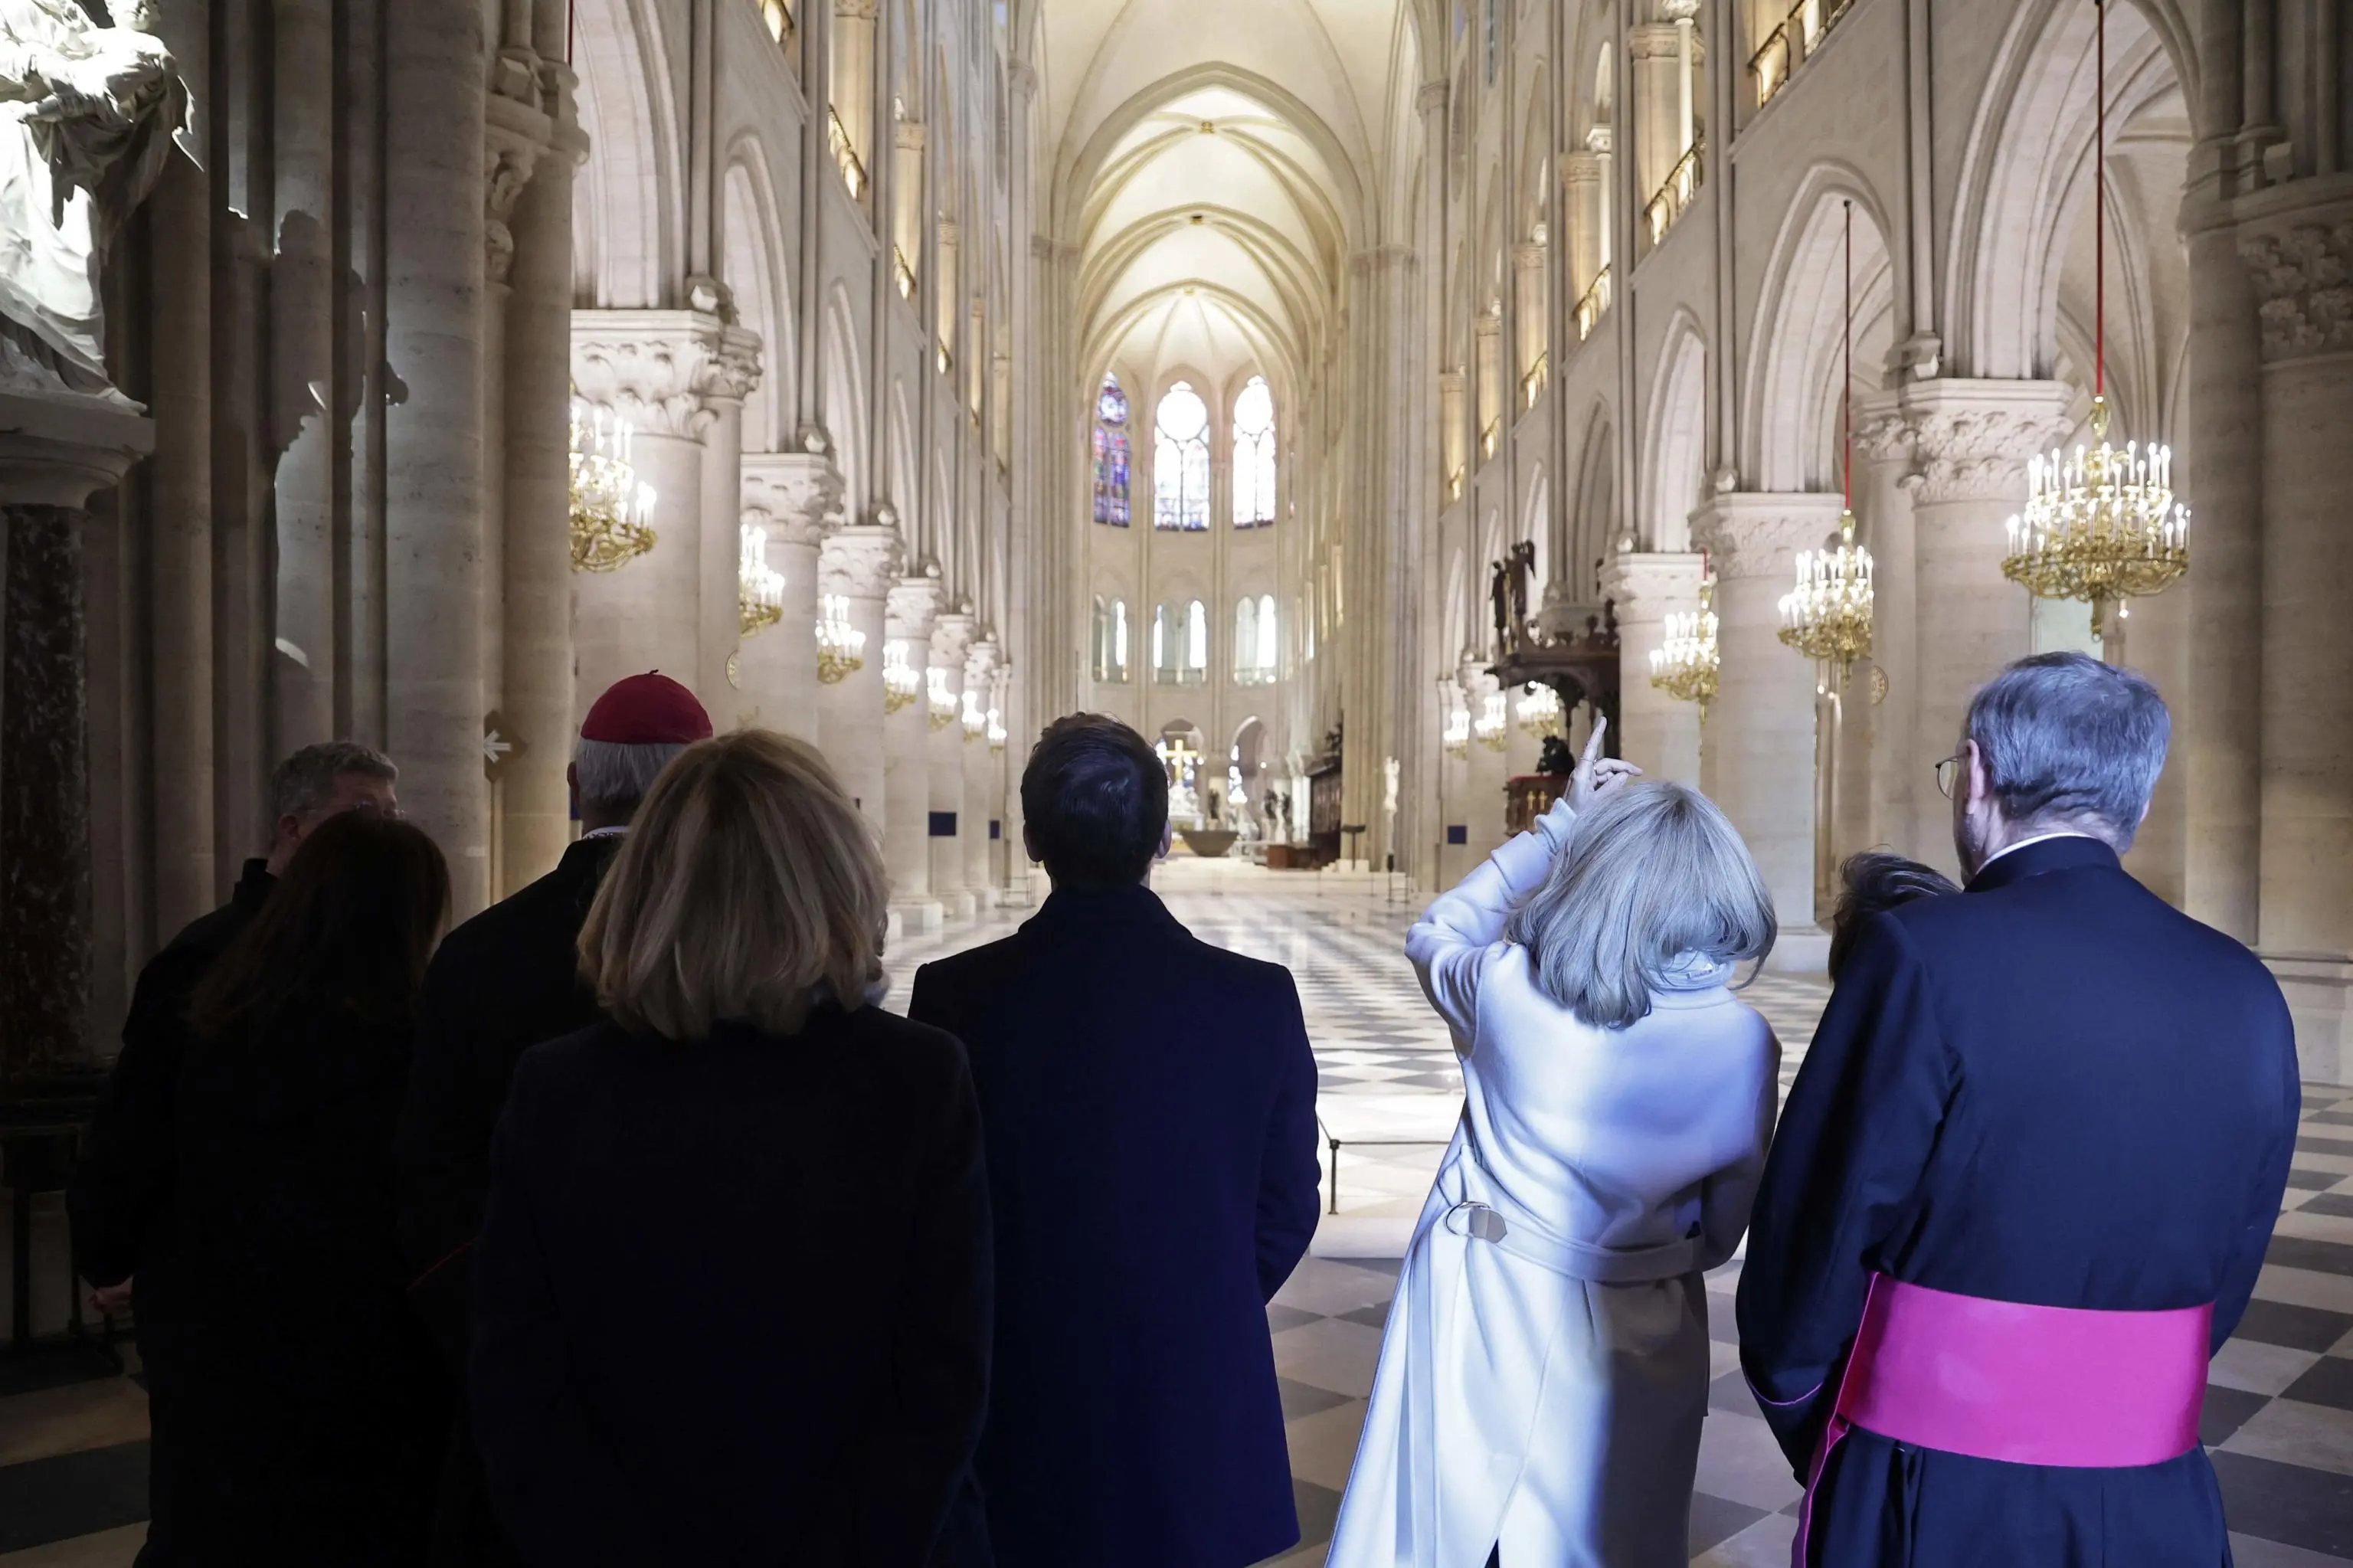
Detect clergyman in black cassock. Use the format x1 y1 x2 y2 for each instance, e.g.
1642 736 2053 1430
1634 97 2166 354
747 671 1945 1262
395 671 712 1566
1738 655 2300 1566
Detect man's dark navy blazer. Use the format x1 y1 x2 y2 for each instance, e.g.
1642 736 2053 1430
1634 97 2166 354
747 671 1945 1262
910 880 1320 1568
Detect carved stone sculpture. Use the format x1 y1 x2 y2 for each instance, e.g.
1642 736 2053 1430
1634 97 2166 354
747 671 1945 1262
0 0 185 394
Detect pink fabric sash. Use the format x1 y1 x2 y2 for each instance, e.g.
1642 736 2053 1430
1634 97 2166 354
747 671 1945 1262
1792 1275 2210 1566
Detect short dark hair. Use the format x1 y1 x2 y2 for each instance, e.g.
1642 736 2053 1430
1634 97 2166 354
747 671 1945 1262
270 740 397 823
1828 851 1959 979
1020 715 1168 890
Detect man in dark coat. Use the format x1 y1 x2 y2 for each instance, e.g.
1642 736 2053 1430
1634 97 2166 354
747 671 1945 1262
396 671 711 1566
69 739 400 1566
909 714 1320 1568
1738 653 2301 1566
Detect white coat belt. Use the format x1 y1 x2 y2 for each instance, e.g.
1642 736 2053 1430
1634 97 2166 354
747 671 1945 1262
1441 1191 1700 1284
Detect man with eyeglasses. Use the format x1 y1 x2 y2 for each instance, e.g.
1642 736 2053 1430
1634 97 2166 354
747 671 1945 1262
1739 652 2299 1567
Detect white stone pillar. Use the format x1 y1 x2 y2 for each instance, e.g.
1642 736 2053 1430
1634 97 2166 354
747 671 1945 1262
570 310 742 723
386 0 491 916
1463 666 1509 861
892 120 925 286
1694 493 1841 970
1599 552 1704 784
1563 150 1602 309
697 329 762 706
885 571 944 931
1474 314 1502 457
270 0 339 749
1588 126 1615 278
1628 23 1681 211
1439 370 1467 495
964 637 1000 899
1514 241 1546 392
1853 400 1922 866
936 221 961 362
928 610 976 917
496 62 579 894
2243 203 2353 1077
830 0 878 187
1880 380 2074 876
738 452 842 741
818 522 901 829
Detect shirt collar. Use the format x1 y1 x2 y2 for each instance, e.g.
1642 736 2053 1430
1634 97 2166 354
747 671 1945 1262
580 825 628 840
1976 830 2096 871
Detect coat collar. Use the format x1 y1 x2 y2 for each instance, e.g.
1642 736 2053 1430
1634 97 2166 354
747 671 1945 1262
1026 880 1183 935
1964 833 2120 894
231 856 277 913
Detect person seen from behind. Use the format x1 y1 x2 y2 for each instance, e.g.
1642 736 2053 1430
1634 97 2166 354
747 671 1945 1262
467 729 991 1567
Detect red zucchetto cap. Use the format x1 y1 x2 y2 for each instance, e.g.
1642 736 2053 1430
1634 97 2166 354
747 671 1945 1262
579 672 713 745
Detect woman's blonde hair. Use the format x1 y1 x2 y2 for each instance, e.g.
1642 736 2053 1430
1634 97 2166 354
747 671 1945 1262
578 729 888 1039
1504 781 1775 1029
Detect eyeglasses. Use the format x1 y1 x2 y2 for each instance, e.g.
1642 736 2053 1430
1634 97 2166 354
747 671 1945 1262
1934 755 1962 799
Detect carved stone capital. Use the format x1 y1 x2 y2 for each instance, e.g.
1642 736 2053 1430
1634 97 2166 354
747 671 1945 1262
1690 493 1846 580
741 450 845 548
819 523 904 601
887 571 944 643
2239 210 2353 362
1629 23 1684 59
1596 551 1706 618
1851 380 2076 505
1417 80 1449 118
483 116 546 286
571 310 766 440
1585 125 1614 157
964 637 1001 689
930 610 977 673
1562 149 1602 187
1008 61 1039 101
938 220 962 249
895 119 928 152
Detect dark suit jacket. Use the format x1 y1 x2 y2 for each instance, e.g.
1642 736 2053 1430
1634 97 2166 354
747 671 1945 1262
1737 836 2301 1567
398 835 619 1363
468 1010 993 1568
908 882 1320 1568
70 857 277 1295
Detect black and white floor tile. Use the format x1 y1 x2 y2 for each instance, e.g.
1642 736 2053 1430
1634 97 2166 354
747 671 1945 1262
8 858 2353 1563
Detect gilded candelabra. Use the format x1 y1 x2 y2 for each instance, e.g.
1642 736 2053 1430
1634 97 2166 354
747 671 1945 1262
927 666 957 731
738 523 785 637
882 640 921 714
2002 396 2188 637
1474 690 1508 752
961 689 987 743
1648 578 1720 721
1777 510 1874 683
569 401 656 574
1515 681 1564 741
815 593 866 684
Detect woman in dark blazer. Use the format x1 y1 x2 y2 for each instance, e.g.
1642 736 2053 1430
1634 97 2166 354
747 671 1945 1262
136 810 453 1565
468 729 992 1568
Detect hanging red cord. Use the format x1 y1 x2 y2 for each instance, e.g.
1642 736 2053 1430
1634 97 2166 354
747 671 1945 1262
1843 199 1853 511
2095 0 2105 401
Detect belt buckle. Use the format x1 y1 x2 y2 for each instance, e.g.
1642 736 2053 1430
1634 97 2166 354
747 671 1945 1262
1464 1203 1509 1244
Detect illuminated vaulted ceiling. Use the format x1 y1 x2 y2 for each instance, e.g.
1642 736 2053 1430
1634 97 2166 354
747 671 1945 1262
1030 0 1425 394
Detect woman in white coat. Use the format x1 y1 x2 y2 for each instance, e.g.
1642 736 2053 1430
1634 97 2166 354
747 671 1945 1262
1327 725 1781 1568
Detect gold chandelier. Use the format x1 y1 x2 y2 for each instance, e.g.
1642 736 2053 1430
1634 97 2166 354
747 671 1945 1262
882 640 921 714
1516 681 1564 739
1474 690 1509 751
569 399 656 574
987 707 1008 752
1442 685 1471 759
2001 0 2188 639
1778 200 1874 686
1649 577 1720 720
816 592 866 683
927 666 958 730
738 523 784 637
961 689 988 743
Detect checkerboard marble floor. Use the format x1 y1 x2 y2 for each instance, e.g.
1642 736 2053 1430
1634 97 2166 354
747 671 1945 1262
8 857 2353 1563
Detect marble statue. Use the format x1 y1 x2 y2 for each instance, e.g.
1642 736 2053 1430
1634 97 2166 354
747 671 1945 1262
0 0 183 394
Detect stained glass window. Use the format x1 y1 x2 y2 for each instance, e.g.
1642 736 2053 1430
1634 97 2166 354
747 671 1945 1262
1154 382 1211 531
1232 375 1277 528
1092 375 1131 525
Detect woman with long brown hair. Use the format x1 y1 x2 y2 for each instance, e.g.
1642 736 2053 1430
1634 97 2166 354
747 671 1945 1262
468 728 992 1566
133 810 452 1565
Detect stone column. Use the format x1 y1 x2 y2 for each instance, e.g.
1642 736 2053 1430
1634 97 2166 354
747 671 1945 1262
1852 398 1923 863
928 609 975 917
570 310 741 722
1628 24 1682 211
1474 314 1501 457
270 0 339 749
1878 380 2074 876
964 637 1000 900
1463 666 1508 860
498 62 581 894
830 0 878 184
1599 551 1704 784
817 522 901 828
936 221 961 362
884 571 944 931
892 120 925 285
146 153 216 934
1514 241 1546 393
1438 370 1467 495
696 327 763 706
1588 126 1615 280
1563 150 1602 308
386 0 491 917
2242 200 2353 1076
1694 493 1841 970
738 450 843 740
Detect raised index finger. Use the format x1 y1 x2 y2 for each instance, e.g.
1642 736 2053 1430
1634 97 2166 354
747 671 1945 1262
1579 716 1610 774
